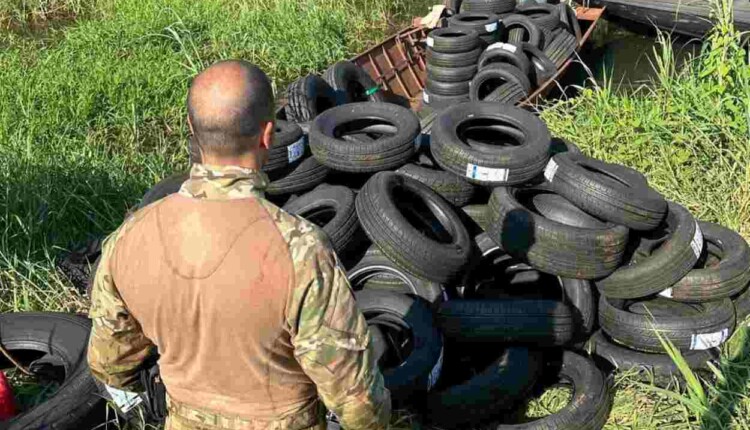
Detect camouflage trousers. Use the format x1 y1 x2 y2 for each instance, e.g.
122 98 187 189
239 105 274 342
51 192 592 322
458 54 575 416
165 396 326 430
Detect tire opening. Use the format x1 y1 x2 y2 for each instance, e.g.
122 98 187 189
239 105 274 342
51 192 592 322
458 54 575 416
1 349 64 413
457 118 524 148
393 186 455 244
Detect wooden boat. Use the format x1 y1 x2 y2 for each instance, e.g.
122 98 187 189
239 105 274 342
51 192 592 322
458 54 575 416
586 0 750 38
278 5 605 125
350 6 605 121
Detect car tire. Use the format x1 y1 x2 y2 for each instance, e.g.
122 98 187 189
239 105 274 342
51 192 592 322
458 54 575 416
431 102 551 186
282 185 362 256
284 74 339 123
423 348 542 427
427 47 483 67
470 63 532 101
543 29 578 68
355 290 444 406
488 186 629 279
521 42 557 87
1 313 105 430
595 202 702 299
479 42 532 76
348 246 445 305
547 152 667 231
322 61 386 104
426 78 472 96
516 3 561 31
460 0 516 14
494 351 613 430
599 295 736 353
396 163 476 207
263 120 305 173
356 172 473 284
502 14 544 48
309 102 419 173
427 64 479 83
427 27 480 53
266 156 330 196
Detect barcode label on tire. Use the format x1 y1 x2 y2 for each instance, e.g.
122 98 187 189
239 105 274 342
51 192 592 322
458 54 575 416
690 221 704 258
427 345 444 391
105 385 143 413
426 37 434 47
466 163 509 182
287 138 305 163
659 288 673 298
543 158 559 182
485 22 498 33
690 328 729 350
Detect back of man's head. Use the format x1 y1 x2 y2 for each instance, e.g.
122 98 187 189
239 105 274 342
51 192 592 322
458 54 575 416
187 60 274 159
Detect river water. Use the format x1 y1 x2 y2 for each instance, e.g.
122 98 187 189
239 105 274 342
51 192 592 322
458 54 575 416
557 17 703 93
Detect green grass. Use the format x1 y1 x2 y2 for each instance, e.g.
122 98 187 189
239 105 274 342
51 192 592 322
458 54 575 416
1 0 750 429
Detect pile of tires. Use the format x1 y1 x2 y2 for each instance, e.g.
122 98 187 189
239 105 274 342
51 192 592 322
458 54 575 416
424 2 581 109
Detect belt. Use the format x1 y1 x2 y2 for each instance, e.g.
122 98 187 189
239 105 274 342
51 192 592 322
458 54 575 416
166 395 324 430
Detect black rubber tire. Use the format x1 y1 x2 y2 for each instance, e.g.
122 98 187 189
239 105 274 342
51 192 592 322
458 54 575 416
437 299 575 345
355 290 444 406
348 246 444 304
733 285 750 322
396 163 476 206
487 186 629 279
284 74 339 123
2 313 105 430
494 351 613 430
427 27 480 53
462 204 491 232
558 3 582 42
547 152 667 231
516 3 561 31
502 14 544 48
426 78 472 96
521 42 557 87
666 221 750 303
322 61 386 104
422 90 470 110
427 64 478 83
588 330 719 380
356 172 473 284
264 120 305 173
266 156 330 196
460 0 516 14
532 191 609 229
542 29 578 68
599 296 736 353
484 82 527 104
448 12 501 37
282 185 361 256
138 172 188 209
431 102 551 186
309 102 419 173
478 42 532 76
424 348 542 427
595 202 702 299
470 63 532 101
427 47 482 67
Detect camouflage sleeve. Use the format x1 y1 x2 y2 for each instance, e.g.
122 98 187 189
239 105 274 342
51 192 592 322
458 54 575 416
273 204 390 430
87 227 155 391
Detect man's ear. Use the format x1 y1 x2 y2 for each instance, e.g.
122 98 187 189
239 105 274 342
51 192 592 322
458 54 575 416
259 121 274 150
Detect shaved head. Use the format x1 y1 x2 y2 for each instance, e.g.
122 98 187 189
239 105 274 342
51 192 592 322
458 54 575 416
188 60 274 158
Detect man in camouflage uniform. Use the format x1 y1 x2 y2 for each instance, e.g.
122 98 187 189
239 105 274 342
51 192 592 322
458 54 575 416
88 60 391 430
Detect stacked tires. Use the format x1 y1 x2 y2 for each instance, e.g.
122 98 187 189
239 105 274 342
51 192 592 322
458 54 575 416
424 27 481 109
425 1 582 108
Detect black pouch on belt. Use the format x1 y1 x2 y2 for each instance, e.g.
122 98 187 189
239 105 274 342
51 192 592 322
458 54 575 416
140 362 168 421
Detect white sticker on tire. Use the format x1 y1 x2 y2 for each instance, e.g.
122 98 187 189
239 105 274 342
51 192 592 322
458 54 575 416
427 345 444 391
485 22 498 33
466 163 509 182
659 288 673 298
287 138 305 163
690 221 704 258
423 92 430 103
486 42 517 53
543 158 559 182
690 328 729 350
105 385 143 413
426 37 434 47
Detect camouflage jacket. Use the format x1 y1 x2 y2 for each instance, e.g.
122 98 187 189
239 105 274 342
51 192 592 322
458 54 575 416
88 163 391 430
